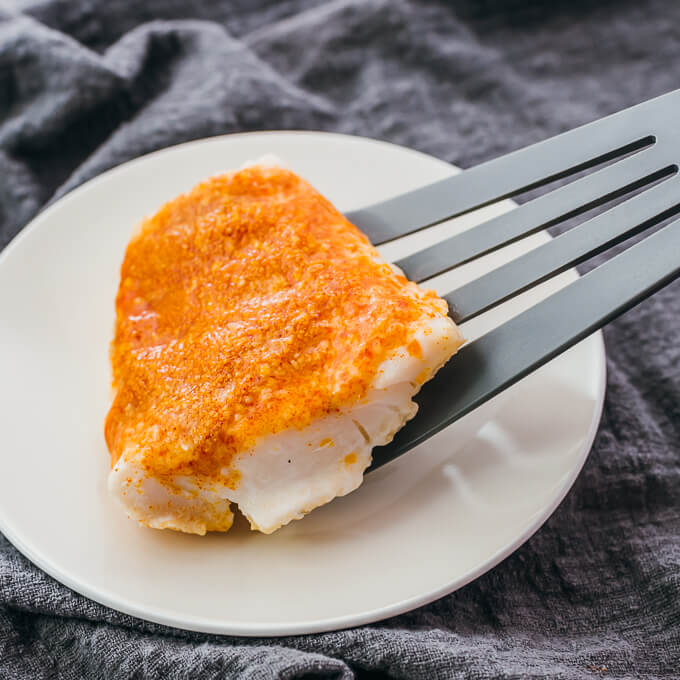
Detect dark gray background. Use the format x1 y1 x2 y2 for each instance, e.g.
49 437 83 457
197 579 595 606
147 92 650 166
1 1 678 678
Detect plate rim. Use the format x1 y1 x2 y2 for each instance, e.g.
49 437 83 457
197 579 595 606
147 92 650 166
0 129 466 268
0 130 607 636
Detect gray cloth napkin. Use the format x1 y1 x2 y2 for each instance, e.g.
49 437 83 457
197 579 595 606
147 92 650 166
1 1 679 678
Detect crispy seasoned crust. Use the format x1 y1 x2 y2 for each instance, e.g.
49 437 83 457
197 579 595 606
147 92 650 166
105 165 458 484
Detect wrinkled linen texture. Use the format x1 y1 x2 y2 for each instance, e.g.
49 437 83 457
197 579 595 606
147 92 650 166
1 0 679 678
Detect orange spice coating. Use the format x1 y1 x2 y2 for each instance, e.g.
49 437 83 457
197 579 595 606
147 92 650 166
105 165 448 482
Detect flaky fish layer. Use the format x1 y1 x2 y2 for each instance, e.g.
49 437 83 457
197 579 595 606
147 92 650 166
106 162 464 534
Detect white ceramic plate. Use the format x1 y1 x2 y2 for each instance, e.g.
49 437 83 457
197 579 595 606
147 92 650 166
0 132 605 636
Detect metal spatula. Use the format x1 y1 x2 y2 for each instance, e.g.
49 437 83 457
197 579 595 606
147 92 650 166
346 89 680 470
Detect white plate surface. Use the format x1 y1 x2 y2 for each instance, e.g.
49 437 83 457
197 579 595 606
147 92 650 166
0 132 605 636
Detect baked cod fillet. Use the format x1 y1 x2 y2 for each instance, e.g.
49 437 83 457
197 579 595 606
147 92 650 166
105 162 464 535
